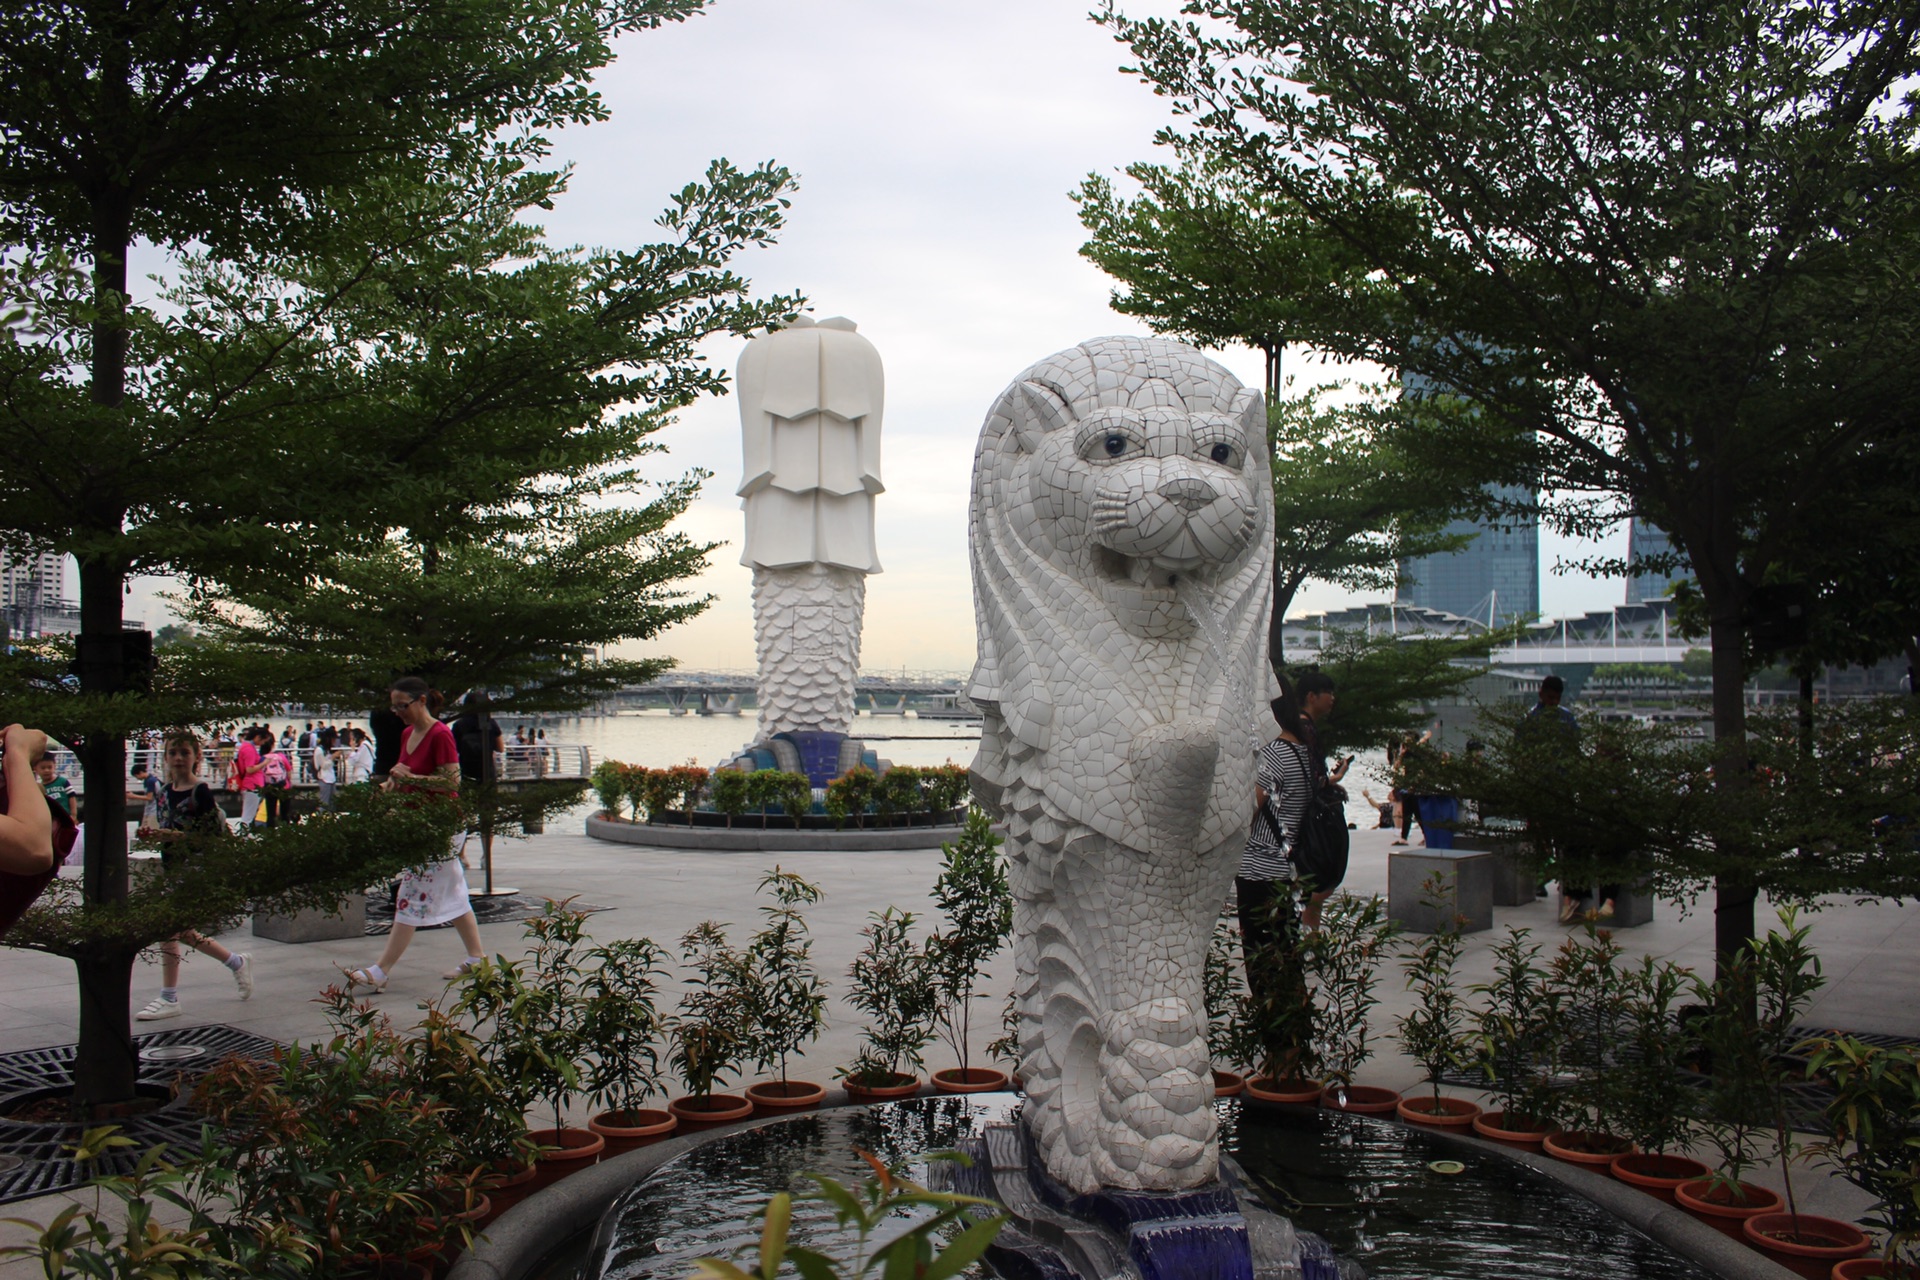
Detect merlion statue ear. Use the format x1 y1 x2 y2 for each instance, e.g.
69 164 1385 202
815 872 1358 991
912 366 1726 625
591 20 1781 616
1009 380 1074 453
1235 387 1266 442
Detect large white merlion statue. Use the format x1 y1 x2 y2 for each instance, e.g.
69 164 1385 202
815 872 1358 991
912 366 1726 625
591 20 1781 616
969 336 1274 1196
737 315 884 743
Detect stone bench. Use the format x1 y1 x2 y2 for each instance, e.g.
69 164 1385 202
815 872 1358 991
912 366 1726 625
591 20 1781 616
1451 835 1536 906
1388 848 1493 935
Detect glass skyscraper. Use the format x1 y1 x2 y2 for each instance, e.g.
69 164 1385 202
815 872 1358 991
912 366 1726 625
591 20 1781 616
1395 484 1540 624
1625 517 1687 603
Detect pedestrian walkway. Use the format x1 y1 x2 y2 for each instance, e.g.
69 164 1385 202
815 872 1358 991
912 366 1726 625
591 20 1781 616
0 825 1912 1266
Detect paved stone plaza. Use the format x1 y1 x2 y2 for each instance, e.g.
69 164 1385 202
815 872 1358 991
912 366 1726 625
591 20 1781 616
0 823 1913 1267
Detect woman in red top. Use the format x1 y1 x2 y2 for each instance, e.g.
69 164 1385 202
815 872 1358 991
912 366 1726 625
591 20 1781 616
344 677 485 993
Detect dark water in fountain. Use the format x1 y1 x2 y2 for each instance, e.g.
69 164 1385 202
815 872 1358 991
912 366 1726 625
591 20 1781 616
572 1095 1712 1280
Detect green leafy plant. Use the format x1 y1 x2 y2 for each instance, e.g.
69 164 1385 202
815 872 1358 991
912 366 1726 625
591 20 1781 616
986 985 1022 1075
1394 877 1470 1112
0 1127 315 1279
778 772 813 826
927 809 1012 1075
400 1001 537 1186
711 769 753 828
672 920 748 1103
1204 910 1262 1073
874 766 923 827
581 936 670 1124
923 763 972 816
639 768 678 826
1804 1037 1920 1270
452 900 594 1136
825 767 877 829
1693 906 1825 1202
739 868 829 1090
591 758 628 820
197 989 463 1267
1240 879 1317 1084
1309 892 1399 1093
844 907 939 1088
690 1150 1005 1280
1469 927 1556 1129
1543 926 1636 1148
666 763 709 825
1611 956 1698 1158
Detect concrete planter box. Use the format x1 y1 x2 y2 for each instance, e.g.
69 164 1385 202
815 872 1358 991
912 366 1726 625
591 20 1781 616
1388 848 1494 934
254 893 365 943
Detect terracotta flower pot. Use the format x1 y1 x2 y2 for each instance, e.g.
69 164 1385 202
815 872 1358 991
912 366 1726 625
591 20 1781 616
476 1161 535 1225
1243 1076 1323 1105
1831 1259 1920 1280
1319 1084 1402 1115
1543 1130 1635 1168
1471 1110 1553 1148
588 1108 677 1158
1396 1095 1482 1129
667 1093 754 1131
843 1072 922 1102
1609 1152 1712 1204
745 1080 827 1116
525 1127 604 1191
1212 1069 1246 1098
931 1067 1010 1094
1740 1213 1872 1280
1674 1177 1783 1243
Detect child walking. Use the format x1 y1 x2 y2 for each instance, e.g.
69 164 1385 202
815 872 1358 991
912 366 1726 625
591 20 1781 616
136 731 253 1020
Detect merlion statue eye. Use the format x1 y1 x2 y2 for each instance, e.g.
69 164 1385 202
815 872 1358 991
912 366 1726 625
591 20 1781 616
1104 434 1128 457
1209 443 1234 464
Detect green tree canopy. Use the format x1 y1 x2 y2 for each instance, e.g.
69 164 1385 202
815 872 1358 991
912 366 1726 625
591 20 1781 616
1101 0 1920 971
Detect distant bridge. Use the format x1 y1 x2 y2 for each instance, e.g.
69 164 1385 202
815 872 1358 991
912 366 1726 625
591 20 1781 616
609 671 972 716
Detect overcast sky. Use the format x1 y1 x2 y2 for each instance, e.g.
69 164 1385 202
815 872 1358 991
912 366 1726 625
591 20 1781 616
125 0 1628 671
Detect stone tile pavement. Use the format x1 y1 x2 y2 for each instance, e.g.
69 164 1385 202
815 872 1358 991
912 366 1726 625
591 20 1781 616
0 824 1913 1268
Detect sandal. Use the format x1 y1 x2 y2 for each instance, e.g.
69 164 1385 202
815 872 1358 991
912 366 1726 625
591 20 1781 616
342 965 388 993
441 959 484 981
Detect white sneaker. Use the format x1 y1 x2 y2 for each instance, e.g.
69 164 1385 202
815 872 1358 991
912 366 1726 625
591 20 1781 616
136 996 182 1021
231 953 254 1000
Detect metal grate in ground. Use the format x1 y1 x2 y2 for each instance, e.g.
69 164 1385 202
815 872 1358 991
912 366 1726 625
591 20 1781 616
0 1024 280 1204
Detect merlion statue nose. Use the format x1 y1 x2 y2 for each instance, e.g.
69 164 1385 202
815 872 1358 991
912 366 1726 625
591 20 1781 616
1159 477 1216 513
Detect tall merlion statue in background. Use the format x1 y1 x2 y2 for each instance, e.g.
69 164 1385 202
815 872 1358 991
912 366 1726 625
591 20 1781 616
969 336 1274 1198
737 315 884 742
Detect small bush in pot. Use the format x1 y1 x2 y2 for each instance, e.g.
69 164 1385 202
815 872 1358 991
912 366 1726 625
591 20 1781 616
1393 877 1475 1123
739 868 830 1107
1204 909 1262 1084
874 765 923 827
670 919 751 1121
927 808 1013 1088
842 905 938 1092
591 759 628 820
400 1001 537 1194
1310 892 1400 1108
1238 878 1318 1094
1540 925 1636 1157
1805 1036 1920 1275
1469 927 1558 1136
924 762 971 817
1608 956 1706 1194
826 766 877 829
580 935 673 1144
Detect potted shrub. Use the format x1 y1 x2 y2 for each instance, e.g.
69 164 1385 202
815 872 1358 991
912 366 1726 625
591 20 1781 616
841 906 937 1101
924 763 971 819
399 1001 537 1225
987 986 1023 1090
1805 1036 1920 1280
1203 910 1259 1097
1237 879 1321 1104
1310 893 1401 1114
638 768 677 826
1540 927 1638 1166
873 765 922 827
667 920 753 1129
739 868 831 1115
777 771 813 826
1609 956 1710 1201
580 935 676 1157
927 809 1013 1092
710 769 752 828
1393 877 1478 1128
1677 907 1824 1244
452 904 604 1188
198 990 462 1270
1468 927 1559 1146
665 763 708 825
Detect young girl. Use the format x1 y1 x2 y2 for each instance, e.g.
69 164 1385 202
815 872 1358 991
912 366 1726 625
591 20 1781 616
345 678 485 992
136 731 252 1021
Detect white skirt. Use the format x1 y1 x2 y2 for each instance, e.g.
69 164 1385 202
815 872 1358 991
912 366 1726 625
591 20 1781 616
393 833 471 928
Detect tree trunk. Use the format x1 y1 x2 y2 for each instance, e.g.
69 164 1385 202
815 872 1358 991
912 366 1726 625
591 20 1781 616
73 191 141 1109
1707 607 1757 989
